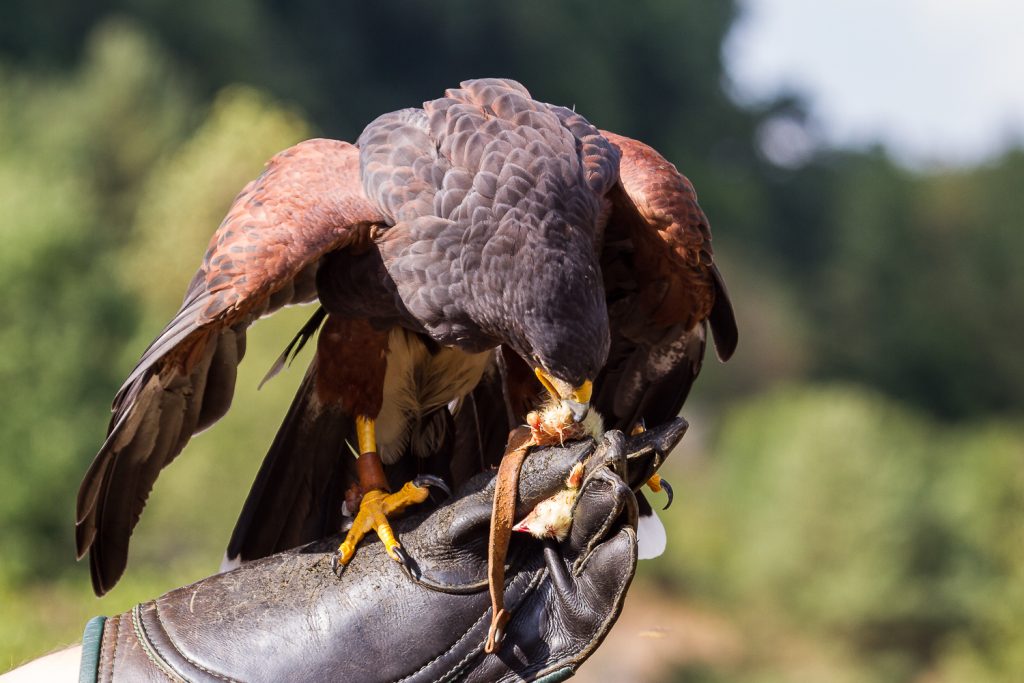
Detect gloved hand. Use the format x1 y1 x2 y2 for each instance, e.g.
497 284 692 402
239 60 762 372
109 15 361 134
90 418 686 682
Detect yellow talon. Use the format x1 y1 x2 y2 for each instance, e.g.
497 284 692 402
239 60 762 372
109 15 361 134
334 412 445 575
337 539 356 565
646 472 674 509
335 482 431 568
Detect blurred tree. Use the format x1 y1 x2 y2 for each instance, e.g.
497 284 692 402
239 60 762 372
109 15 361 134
657 385 1024 681
0 19 194 581
0 24 318 583
0 27 318 666
0 1 755 144
928 423 1024 681
0 0 104 64
810 151 1024 418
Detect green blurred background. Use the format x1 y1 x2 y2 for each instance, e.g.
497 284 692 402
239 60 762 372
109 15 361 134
1 2 1021 681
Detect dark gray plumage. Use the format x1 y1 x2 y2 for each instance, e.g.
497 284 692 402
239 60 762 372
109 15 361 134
351 79 615 381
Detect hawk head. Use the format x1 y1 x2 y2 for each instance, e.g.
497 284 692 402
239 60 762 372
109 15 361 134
497 215 610 424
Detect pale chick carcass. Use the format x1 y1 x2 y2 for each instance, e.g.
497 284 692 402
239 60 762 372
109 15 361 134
526 397 605 447
513 462 587 541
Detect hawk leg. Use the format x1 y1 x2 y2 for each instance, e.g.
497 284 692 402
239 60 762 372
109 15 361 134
632 420 674 509
317 318 449 575
331 416 446 576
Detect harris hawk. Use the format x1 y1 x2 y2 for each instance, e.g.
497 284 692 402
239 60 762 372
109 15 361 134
75 78 736 596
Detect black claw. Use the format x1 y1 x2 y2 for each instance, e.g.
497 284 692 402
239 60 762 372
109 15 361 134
412 474 452 499
660 478 674 510
393 546 422 580
331 553 347 578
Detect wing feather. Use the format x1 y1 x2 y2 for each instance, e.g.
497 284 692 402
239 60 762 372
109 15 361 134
76 138 386 594
595 131 737 431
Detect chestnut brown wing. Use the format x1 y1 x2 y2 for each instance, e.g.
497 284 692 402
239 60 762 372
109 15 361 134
76 138 386 595
595 131 737 432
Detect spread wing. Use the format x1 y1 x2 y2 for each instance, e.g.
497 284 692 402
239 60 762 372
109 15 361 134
594 131 737 431
76 138 386 595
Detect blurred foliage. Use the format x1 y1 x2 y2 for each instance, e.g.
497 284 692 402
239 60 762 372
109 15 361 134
0 2 1022 680
807 151 1024 418
655 386 1024 682
0 20 318 667
0 19 192 582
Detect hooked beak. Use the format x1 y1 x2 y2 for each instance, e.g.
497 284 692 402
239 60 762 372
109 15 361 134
534 368 592 422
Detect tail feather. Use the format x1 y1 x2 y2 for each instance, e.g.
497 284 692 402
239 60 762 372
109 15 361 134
226 357 354 563
709 265 738 362
636 493 667 560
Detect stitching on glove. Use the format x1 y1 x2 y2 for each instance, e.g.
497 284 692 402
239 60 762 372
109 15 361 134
105 614 120 681
152 599 238 682
394 567 547 682
555 527 637 675
431 638 481 683
392 600 492 682
572 470 631 576
131 604 187 682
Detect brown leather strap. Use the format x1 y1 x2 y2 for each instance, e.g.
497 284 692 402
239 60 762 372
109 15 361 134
355 450 390 492
485 426 534 654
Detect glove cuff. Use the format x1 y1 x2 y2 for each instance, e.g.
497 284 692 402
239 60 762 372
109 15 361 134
95 605 192 682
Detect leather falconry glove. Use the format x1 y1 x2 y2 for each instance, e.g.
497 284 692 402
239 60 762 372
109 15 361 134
85 418 687 682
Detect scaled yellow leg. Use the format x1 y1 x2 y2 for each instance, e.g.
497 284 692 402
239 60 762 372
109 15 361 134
333 416 435 573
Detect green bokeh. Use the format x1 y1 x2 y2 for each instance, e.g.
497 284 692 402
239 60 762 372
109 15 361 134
1 6 1021 680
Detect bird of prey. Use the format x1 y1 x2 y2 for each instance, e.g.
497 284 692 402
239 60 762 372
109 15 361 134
75 78 736 595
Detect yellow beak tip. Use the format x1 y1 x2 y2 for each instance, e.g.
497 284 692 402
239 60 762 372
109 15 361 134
572 380 593 405
534 368 593 406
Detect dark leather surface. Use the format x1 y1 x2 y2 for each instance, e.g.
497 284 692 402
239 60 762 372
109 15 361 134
98 419 686 682
98 611 177 682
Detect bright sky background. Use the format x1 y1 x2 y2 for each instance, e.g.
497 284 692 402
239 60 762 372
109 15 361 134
724 0 1024 168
